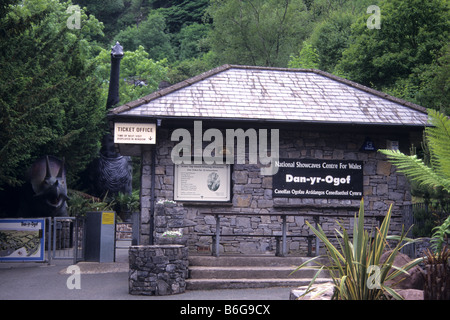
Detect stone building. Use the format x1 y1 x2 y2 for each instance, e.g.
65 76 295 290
108 65 428 256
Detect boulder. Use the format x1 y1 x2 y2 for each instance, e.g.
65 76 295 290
380 250 424 290
289 282 424 300
290 282 334 300
396 289 424 300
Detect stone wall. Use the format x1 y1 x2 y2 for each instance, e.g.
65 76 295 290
140 127 416 256
129 244 188 295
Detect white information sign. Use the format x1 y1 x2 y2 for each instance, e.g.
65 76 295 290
114 122 156 144
174 164 231 202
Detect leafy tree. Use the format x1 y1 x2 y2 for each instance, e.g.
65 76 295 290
168 51 220 84
305 0 350 20
308 10 354 72
73 0 125 41
0 0 105 188
116 0 154 30
207 0 312 67
114 11 175 61
153 0 210 34
288 41 319 69
175 22 211 61
412 44 450 115
336 0 449 99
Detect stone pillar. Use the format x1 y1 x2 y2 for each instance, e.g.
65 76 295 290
140 145 153 245
129 245 189 296
154 203 188 245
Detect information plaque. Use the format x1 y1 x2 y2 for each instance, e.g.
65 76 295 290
174 164 231 202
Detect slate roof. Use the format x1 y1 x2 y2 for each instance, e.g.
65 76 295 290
110 65 428 127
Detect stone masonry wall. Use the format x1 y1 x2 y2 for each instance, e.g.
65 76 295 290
140 127 415 255
128 245 188 295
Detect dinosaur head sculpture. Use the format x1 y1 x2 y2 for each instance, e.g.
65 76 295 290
29 156 69 216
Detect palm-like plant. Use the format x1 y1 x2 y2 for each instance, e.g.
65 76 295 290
292 199 423 300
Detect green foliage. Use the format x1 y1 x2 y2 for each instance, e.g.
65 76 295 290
175 23 211 61
168 51 219 84
67 190 114 216
73 0 126 42
0 0 105 188
67 189 139 220
292 199 423 300
153 0 210 34
411 207 436 238
116 0 153 31
430 216 450 253
288 41 319 69
207 0 312 67
74 0 210 45
413 44 450 115
115 11 175 61
69 0 448 114
304 0 375 21
113 191 140 217
308 10 354 72
336 0 449 108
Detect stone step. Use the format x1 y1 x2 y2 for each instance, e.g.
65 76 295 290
187 255 330 290
189 266 323 279
185 278 331 291
188 255 324 267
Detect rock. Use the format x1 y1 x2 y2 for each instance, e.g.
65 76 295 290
377 161 392 176
380 250 424 290
156 279 170 295
233 194 252 207
396 289 424 300
290 282 334 300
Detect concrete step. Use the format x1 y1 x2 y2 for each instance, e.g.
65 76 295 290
186 277 331 290
189 266 322 279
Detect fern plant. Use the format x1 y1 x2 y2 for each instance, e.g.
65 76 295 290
430 215 450 252
379 109 450 254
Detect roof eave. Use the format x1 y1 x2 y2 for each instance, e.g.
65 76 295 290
108 112 429 129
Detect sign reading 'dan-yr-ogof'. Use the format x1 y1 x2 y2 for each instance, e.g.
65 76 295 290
114 123 156 144
273 159 364 199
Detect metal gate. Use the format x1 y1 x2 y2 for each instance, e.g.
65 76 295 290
47 213 138 263
115 212 139 250
48 217 85 264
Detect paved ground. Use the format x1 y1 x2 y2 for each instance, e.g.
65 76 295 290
0 248 293 300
